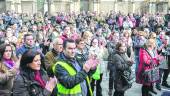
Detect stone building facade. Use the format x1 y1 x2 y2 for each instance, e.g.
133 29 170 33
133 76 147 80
0 0 169 15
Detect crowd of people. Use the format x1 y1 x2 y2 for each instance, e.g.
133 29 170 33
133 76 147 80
0 9 170 96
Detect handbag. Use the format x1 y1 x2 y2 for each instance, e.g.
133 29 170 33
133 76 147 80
116 69 134 92
142 48 160 83
117 54 134 88
143 66 159 83
121 69 134 88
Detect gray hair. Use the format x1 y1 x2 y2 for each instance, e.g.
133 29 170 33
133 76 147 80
53 38 62 45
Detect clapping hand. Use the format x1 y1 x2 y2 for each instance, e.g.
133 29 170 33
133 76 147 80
83 54 99 72
91 58 99 70
83 58 95 73
14 55 21 69
45 77 58 92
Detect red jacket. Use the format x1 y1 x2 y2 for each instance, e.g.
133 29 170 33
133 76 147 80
136 48 159 85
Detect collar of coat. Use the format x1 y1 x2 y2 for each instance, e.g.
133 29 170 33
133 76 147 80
20 68 48 83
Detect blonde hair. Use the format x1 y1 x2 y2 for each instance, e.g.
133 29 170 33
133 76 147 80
82 31 93 39
148 32 157 39
146 39 156 48
123 30 131 37
138 31 147 37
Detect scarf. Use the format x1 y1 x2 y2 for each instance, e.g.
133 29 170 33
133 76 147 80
34 71 46 88
3 58 14 69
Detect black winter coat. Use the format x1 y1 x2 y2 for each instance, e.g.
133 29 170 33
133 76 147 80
112 52 132 92
12 69 52 96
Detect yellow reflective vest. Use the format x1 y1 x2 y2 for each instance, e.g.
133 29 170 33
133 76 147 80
52 61 93 96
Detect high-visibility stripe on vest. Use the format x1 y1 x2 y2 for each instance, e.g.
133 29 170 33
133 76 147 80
52 61 93 96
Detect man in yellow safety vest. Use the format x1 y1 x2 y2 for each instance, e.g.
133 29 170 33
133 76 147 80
53 39 98 96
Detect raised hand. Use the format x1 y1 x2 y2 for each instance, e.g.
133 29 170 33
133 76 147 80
84 54 99 71
91 59 99 70
14 55 21 69
83 59 92 73
45 77 58 92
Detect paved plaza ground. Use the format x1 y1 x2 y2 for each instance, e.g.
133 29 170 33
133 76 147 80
94 71 170 96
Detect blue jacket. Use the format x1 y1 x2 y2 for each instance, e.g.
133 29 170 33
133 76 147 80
16 44 41 57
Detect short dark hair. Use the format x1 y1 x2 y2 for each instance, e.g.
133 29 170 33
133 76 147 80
24 33 33 42
115 42 125 51
63 39 75 49
75 38 84 45
20 49 41 70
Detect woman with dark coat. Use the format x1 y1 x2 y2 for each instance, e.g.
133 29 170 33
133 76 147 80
0 44 19 96
112 42 134 96
12 49 57 96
